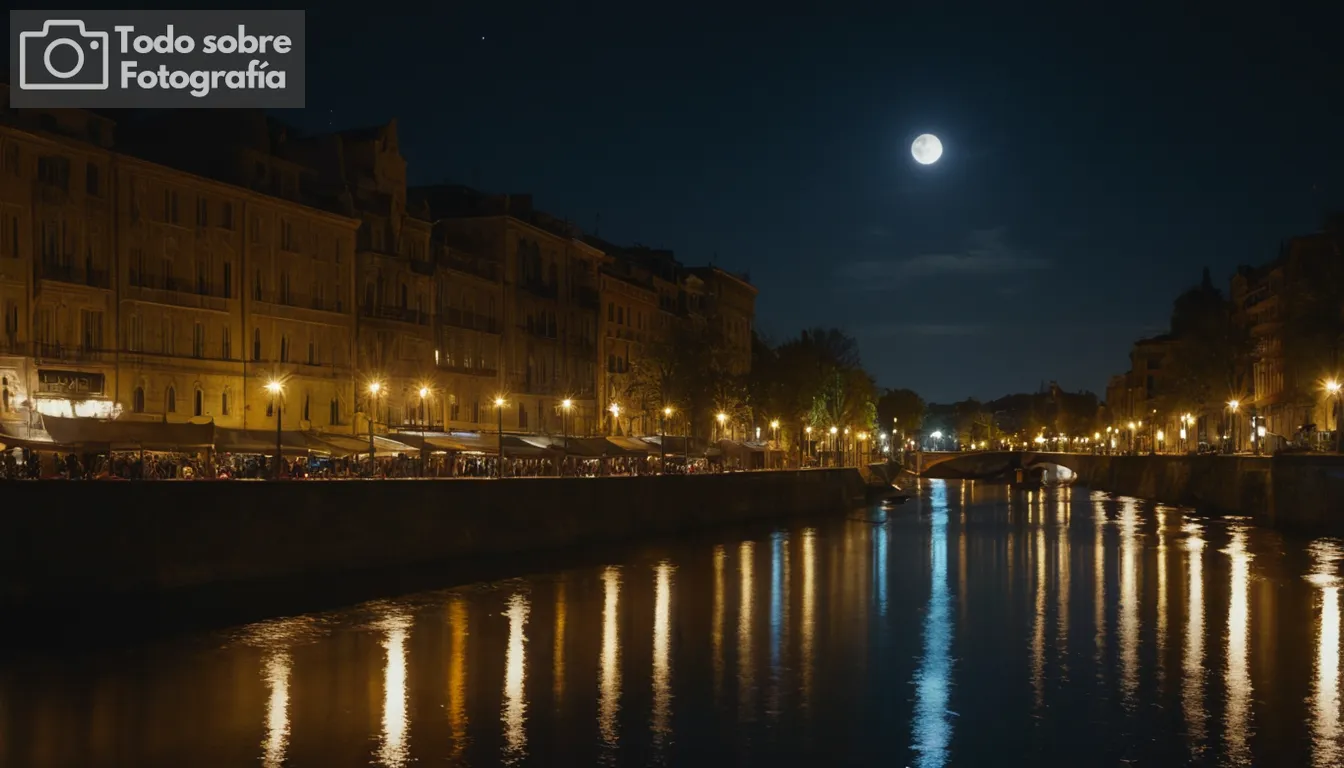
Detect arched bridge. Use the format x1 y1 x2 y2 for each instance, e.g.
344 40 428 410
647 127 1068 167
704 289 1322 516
913 450 1092 479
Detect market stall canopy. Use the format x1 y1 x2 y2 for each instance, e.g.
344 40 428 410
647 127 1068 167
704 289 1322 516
557 436 610 457
390 431 495 454
214 428 326 457
642 435 706 457
715 440 765 460
500 435 559 457
0 422 65 451
370 435 417 455
42 415 214 451
608 436 657 455
311 433 372 457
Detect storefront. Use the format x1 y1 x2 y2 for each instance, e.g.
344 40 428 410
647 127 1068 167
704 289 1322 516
30 368 119 420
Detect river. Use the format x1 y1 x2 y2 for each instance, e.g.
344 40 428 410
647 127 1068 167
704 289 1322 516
2 478 1341 766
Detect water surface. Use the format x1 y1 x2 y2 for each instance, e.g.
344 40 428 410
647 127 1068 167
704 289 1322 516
3 479 1341 766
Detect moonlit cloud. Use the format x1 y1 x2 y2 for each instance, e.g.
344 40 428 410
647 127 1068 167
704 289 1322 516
837 228 1046 289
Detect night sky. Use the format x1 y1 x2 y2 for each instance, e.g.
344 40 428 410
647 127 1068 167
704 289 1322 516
289 7 1344 402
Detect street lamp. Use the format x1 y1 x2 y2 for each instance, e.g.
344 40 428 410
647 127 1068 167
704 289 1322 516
366 381 383 466
560 398 573 473
1227 399 1240 453
609 402 621 436
716 411 727 442
804 425 813 467
1326 380 1341 453
417 385 431 477
265 379 283 479
661 405 673 474
494 396 507 477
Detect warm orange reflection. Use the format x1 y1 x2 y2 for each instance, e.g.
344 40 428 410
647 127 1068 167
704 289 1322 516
378 612 412 768
1155 507 1169 688
713 544 725 702
1224 527 1252 764
502 592 529 764
261 649 290 768
598 566 622 753
738 540 755 721
554 581 567 703
652 561 674 746
1118 500 1139 706
1310 540 1343 768
447 597 468 759
1183 523 1207 756
1032 525 1046 708
1056 492 1070 661
1094 503 1106 662
801 528 817 713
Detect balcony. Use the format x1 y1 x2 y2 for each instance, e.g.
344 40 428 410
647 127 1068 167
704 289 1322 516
442 254 500 283
574 285 600 310
31 342 115 364
360 304 430 326
39 261 110 289
519 278 558 300
520 322 558 341
440 308 500 334
435 359 498 378
410 258 436 277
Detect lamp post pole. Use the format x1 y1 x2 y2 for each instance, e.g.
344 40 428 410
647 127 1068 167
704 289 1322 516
496 397 506 478
418 386 430 477
265 380 283 480
366 382 382 473
561 399 572 476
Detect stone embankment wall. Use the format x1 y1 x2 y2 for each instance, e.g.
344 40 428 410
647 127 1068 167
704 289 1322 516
919 451 1344 533
0 469 866 608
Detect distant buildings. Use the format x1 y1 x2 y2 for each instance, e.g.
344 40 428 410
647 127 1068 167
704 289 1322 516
0 95 755 446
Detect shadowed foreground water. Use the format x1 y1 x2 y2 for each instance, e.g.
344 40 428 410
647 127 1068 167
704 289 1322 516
4 478 1344 766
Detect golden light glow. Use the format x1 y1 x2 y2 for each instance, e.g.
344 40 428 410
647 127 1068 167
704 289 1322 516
1327 379 1342 395
1032 524 1046 708
829 426 838 435
418 386 430 399
652 561 674 745
1224 527 1252 764
609 402 621 417
713 544 725 701
553 582 566 703
261 649 290 768
737 540 755 723
716 412 727 424
805 426 813 434
378 612 412 768
265 380 283 395
1094 432 1100 440
1228 399 1240 411
770 419 780 429
801 529 816 713
599 566 622 752
368 381 383 396
1184 522 1208 754
1128 421 1136 431
561 398 573 410
1310 541 1343 767
1119 500 1139 706
663 406 673 416
448 597 468 760
502 592 530 763
494 396 506 408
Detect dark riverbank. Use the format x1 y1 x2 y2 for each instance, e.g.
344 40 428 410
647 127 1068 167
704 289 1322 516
918 450 1344 533
0 469 867 644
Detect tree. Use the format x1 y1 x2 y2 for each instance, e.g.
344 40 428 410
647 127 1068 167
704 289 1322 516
876 388 925 436
1163 274 1249 421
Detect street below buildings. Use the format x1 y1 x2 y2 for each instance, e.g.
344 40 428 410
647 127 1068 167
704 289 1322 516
3 480 1341 766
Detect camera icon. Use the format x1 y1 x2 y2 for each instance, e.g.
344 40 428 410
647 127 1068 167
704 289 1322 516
18 20 110 91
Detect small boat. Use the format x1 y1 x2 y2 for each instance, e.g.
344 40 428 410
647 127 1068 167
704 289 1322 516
1010 465 1076 490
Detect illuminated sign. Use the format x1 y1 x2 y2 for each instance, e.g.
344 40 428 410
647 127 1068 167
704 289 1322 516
37 369 105 396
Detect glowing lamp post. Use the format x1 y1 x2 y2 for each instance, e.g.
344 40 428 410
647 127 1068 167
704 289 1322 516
494 396 507 477
716 412 727 442
804 425 813 467
1327 381 1342 453
265 380 283 479
560 399 573 473
661 406 673 474
417 385 431 477
366 381 383 465
1227 399 1240 453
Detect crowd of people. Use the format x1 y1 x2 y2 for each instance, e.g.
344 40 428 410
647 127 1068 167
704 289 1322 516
0 446 741 480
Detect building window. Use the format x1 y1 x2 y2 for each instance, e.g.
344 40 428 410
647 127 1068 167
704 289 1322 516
253 270 262 301
220 202 234 230
517 403 527 430
221 390 231 416
37 156 70 191
192 322 205 358
85 164 101 196
608 303 614 321
222 327 231 360
279 271 290 304
307 341 315 365
252 328 262 361
251 216 263 245
330 397 339 426
129 315 142 352
222 261 233 299
303 394 310 422
166 386 176 413
164 190 180 224
281 219 296 251
196 198 207 227
266 400 274 418
194 388 203 417
279 335 289 362
132 386 145 413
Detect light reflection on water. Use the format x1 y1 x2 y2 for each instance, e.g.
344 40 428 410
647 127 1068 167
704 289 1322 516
6 481 1344 766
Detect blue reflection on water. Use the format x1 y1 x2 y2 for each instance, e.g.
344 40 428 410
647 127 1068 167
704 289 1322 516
875 520 889 617
912 480 952 768
770 532 783 668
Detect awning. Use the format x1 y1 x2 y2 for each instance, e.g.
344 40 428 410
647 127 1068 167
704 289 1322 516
556 436 609 457
214 428 324 457
608 436 657 455
41 415 214 451
642 435 706 457
370 435 416 455
311 433 373 457
500 435 559 457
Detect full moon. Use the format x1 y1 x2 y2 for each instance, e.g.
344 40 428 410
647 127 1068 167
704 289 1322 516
911 134 943 165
